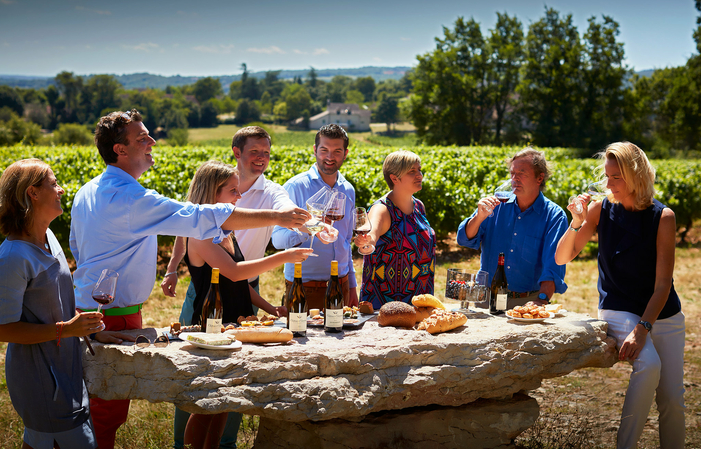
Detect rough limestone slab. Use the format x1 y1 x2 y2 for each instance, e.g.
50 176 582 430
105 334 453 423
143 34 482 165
82 311 617 422
255 394 539 449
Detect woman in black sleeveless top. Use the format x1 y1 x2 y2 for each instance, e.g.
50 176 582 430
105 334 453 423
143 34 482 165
182 161 312 449
555 142 685 449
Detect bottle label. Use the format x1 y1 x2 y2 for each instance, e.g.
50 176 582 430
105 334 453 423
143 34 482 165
330 260 338 276
205 318 222 334
289 312 307 332
294 263 302 278
325 308 344 327
211 269 219 284
496 293 507 310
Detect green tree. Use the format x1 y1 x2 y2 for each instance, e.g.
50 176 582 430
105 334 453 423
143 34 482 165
488 12 523 144
518 7 584 147
193 77 223 104
374 95 399 132
238 63 260 100
353 76 376 102
344 89 364 105
282 84 312 121
53 123 93 145
307 66 318 88
0 86 24 116
167 128 189 146
235 99 261 125
409 16 492 145
580 15 629 150
199 101 219 128
83 74 122 123
54 71 83 122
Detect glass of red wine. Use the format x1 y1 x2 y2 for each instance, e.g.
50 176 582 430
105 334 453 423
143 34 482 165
92 269 118 314
353 207 375 255
489 179 514 217
320 191 346 243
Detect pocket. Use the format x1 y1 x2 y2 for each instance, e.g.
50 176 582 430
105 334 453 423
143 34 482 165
522 235 543 264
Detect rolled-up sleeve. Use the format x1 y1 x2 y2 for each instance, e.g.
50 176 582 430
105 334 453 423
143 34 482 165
537 209 569 293
457 210 483 250
0 249 29 324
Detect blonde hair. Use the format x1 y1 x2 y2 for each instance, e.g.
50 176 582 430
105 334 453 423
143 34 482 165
596 141 655 210
0 159 51 236
507 147 551 191
187 161 239 205
382 150 421 189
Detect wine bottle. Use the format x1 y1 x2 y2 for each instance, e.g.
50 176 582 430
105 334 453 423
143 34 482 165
490 253 508 314
324 260 344 333
202 268 223 333
286 262 307 337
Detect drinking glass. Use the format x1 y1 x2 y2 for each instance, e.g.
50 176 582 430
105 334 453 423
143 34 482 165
568 180 610 214
469 270 490 309
92 269 118 314
489 179 513 217
353 207 375 255
320 191 346 243
305 187 334 253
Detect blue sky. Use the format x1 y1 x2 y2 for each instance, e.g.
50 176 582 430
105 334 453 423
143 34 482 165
0 0 697 77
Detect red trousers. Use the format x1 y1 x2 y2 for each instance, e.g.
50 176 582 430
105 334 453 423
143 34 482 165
88 311 142 449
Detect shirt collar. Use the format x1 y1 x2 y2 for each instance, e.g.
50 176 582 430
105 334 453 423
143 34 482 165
248 174 267 192
515 191 546 215
105 164 141 185
309 164 347 188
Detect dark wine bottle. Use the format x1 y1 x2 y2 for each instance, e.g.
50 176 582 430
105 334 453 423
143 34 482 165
286 262 307 337
324 260 344 333
490 253 508 314
202 268 223 333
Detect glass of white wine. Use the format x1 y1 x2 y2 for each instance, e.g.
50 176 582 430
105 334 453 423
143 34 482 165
568 180 610 214
304 187 335 254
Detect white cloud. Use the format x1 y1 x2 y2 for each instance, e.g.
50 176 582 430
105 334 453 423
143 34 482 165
247 46 285 55
193 44 235 54
293 49 307 55
123 42 161 52
85 45 92 49
373 57 382 62
75 5 111 15
313 48 329 55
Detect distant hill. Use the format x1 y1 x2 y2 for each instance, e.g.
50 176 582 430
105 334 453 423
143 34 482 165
0 66 412 92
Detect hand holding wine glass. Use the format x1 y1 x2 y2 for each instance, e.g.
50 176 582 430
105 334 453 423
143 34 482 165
567 180 610 214
92 269 118 314
353 207 375 255
304 187 334 255
485 179 513 217
320 191 346 243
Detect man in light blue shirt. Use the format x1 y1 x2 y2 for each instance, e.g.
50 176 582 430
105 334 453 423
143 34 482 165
457 147 568 308
69 109 309 449
272 124 358 308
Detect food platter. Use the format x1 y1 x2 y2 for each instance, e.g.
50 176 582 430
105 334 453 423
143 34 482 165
307 312 377 329
177 332 243 350
507 312 554 324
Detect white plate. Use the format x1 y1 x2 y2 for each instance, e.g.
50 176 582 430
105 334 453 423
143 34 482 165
509 316 547 323
177 332 242 350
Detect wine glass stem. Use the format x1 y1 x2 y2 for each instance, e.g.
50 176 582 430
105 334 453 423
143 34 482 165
97 304 102 314
309 234 316 249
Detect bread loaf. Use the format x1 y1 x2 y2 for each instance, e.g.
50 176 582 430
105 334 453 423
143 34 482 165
411 294 446 310
378 302 416 328
414 306 435 323
358 301 374 314
225 327 293 343
416 309 467 334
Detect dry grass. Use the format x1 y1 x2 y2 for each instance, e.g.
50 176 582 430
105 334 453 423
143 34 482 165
1 236 699 448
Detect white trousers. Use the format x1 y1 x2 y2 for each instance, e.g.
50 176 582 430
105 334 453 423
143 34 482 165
600 309 686 449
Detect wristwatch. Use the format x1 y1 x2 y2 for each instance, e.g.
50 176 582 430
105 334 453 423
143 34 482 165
638 320 653 332
538 293 549 303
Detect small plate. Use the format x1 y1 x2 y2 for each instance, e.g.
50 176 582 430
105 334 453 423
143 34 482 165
509 316 547 323
178 332 242 350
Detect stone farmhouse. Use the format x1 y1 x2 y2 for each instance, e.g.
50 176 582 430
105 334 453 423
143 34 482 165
294 103 371 132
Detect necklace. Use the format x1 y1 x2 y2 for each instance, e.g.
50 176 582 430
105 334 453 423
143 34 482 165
44 242 49 249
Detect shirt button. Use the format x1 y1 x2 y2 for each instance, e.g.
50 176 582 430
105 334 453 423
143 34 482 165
518 216 521 219
510 249 514 252
514 233 517 236
507 266 511 269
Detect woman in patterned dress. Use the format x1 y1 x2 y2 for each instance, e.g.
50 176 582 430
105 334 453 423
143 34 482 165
358 151 436 309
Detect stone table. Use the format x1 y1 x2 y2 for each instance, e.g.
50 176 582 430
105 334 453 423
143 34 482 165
82 311 618 448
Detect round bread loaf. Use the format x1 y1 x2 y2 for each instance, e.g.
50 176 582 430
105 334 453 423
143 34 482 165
378 301 416 328
359 301 374 314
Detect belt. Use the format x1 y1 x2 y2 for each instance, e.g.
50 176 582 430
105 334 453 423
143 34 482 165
82 304 143 316
248 277 259 289
507 290 540 299
302 274 349 288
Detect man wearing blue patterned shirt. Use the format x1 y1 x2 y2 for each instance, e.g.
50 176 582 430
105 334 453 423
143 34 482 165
457 147 568 307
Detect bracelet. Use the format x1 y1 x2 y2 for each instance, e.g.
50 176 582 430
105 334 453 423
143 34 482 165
56 321 65 347
569 224 583 233
165 271 178 277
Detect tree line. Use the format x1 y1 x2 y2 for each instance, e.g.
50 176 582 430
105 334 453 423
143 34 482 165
1 4 700 154
409 5 701 155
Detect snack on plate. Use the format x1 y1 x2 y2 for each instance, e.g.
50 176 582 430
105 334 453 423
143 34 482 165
416 309 467 334
170 323 201 336
544 303 563 313
411 294 446 310
186 333 235 346
414 306 435 323
225 327 293 343
378 302 417 328
358 301 374 314
506 302 551 319
237 314 276 326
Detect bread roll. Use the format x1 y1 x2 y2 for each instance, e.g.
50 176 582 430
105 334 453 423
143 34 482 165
358 301 374 314
411 294 446 310
414 306 435 323
378 302 416 328
416 309 467 334
225 327 293 343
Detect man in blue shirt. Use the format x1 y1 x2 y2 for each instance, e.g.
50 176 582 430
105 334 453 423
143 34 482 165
70 109 310 449
272 124 358 308
457 147 568 308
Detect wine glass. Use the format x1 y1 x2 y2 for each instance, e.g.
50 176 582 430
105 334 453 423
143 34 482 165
568 180 610 214
320 191 346 243
469 270 490 309
304 187 334 253
489 179 513 217
92 269 118 314
353 207 375 255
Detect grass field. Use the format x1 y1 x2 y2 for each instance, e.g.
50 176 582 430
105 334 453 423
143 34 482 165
1 235 699 448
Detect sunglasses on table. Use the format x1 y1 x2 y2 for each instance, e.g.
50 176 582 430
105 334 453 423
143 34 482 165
134 333 169 349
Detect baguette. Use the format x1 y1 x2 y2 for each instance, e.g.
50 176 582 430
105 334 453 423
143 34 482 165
225 327 293 343
411 294 446 310
416 309 467 334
